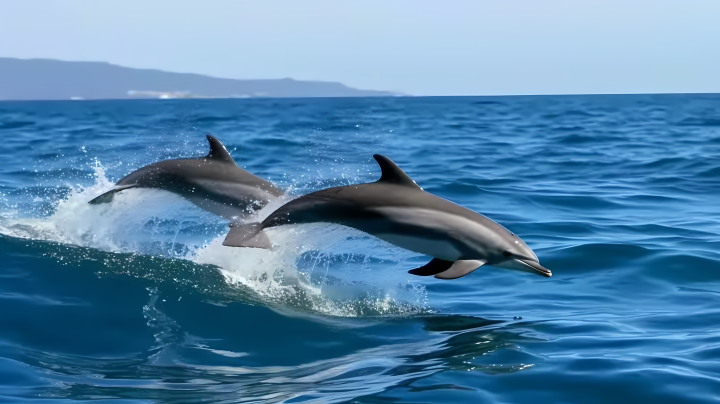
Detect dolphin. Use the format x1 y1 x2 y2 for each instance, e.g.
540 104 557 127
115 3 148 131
89 135 284 220
222 154 551 279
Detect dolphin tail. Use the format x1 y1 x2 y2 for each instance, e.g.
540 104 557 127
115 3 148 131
88 184 138 204
223 222 272 249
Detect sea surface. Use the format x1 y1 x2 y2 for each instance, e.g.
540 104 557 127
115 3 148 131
1 95 719 403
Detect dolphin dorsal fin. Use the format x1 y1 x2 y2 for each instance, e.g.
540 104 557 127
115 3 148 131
206 134 235 163
373 154 422 189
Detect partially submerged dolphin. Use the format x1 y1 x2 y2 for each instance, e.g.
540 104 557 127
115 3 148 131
223 154 551 279
89 135 284 220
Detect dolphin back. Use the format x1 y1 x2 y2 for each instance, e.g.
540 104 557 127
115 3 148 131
87 135 284 219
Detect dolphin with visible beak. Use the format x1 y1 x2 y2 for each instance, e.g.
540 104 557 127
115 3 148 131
89 135 283 220
222 154 551 279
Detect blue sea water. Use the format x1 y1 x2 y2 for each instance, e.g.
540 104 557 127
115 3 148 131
0 95 719 403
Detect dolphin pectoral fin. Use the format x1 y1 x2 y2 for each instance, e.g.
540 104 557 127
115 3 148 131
408 258 454 276
88 184 138 204
223 222 271 249
434 260 486 280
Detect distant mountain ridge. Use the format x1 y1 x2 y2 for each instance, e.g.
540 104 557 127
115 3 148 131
0 58 396 100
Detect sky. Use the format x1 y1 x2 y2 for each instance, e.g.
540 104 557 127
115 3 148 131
0 0 718 96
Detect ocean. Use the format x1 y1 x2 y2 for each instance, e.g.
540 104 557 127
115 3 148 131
0 95 719 403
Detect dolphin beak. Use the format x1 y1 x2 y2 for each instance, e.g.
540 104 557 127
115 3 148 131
513 259 552 277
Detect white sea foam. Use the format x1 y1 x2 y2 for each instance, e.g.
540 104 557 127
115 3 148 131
0 165 206 254
0 164 431 317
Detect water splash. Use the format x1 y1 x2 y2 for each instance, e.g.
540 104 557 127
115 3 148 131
0 163 431 318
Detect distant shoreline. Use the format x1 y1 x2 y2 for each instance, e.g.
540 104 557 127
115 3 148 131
0 57 399 101
1 92 717 104
0 94 409 103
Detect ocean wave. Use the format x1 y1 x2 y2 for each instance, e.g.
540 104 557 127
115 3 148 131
676 117 720 127
0 299 537 404
2 95 720 403
0 120 35 130
0 165 430 319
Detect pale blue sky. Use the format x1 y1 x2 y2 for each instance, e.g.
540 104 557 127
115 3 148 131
1 0 718 95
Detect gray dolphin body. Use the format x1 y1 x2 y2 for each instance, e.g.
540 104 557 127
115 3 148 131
89 135 283 220
223 154 551 280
